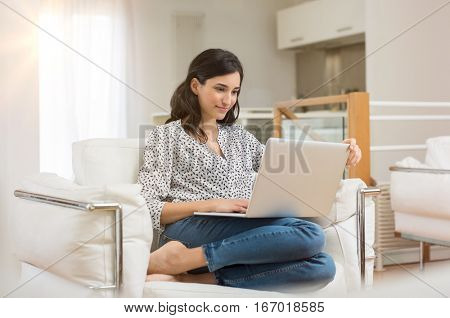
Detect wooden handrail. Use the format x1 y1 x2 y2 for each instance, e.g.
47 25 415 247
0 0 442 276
275 94 349 109
273 92 372 186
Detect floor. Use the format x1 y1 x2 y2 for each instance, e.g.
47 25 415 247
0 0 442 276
355 259 450 297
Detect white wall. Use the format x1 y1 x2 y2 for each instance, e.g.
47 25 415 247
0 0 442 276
126 0 297 137
365 0 450 182
366 0 450 101
0 0 40 296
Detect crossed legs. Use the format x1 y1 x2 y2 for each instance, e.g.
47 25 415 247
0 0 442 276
147 216 335 289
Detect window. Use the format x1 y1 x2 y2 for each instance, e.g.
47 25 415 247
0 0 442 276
38 4 128 179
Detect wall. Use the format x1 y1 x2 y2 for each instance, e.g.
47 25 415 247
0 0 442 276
0 0 40 296
126 0 297 137
365 0 450 101
365 0 450 182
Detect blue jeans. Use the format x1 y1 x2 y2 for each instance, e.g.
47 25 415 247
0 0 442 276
159 216 336 291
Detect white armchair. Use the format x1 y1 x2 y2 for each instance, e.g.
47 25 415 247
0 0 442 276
390 136 450 270
11 138 378 297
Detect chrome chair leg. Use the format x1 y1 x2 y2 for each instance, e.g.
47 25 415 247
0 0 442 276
419 241 424 271
357 187 381 288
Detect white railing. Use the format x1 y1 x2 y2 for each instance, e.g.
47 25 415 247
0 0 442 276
370 115 450 121
370 101 450 108
369 101 450 152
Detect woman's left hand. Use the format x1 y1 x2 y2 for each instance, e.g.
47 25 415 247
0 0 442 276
343 138 362 167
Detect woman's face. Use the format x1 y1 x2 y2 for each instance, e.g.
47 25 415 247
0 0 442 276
191 72 241 122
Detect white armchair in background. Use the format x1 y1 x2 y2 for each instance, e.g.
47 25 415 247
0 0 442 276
390 136 450 270
10 138 378 297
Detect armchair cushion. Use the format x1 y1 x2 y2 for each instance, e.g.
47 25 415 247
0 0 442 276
425 136 450 169
73 138 144 186
12 173 153 297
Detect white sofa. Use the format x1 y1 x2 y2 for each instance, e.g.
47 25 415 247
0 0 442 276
10 138 377 297
390 136 450 269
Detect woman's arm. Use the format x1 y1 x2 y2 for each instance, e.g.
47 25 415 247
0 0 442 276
138 127 173 232
241 128 265 172
160 198 249 225
160 200 213 225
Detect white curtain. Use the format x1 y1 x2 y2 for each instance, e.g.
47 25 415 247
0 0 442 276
38 0 132 179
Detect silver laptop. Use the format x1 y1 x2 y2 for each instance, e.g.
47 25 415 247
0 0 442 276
194 138 349 218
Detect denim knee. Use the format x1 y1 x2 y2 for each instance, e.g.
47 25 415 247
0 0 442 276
311 223 326 250
295 221 326 256
316 252 336 284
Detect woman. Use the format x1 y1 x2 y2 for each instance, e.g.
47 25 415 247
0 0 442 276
138 48 361 291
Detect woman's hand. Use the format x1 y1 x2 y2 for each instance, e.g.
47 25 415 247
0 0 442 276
343 138 362 167
206 198 249 213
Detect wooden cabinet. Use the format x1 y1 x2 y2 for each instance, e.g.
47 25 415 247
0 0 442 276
277 0 365 50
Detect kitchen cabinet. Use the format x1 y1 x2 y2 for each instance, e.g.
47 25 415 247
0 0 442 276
277 0 365 50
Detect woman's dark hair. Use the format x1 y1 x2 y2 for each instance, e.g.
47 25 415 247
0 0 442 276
166 48 244 143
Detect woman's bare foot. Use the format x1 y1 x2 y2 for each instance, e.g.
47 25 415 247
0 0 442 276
147 241 208 275
146 272 217 285
146 274 179 283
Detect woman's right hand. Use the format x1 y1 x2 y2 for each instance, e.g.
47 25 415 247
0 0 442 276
206 198 249 213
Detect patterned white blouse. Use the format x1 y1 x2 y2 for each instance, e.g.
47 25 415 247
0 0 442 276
137 119 265 234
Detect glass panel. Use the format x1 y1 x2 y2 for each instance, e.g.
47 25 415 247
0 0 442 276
281 115 346 143
281 114 348 179
241 118 275 145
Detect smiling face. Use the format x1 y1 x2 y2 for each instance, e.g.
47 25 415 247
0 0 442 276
190 72 241 123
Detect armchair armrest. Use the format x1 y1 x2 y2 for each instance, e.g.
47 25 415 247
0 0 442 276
14 190 123 296
11 173 152 298
389 166 450 174
390 165 450 220
311 178 379 289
